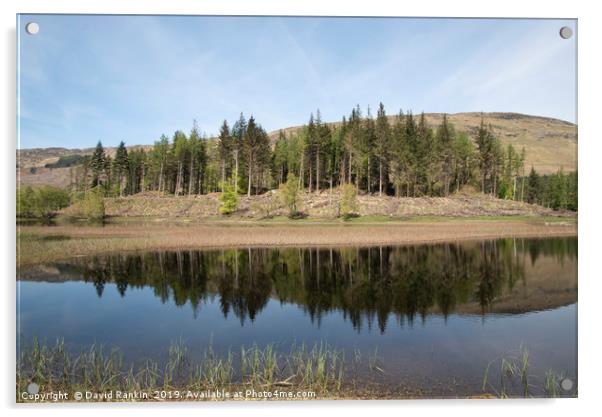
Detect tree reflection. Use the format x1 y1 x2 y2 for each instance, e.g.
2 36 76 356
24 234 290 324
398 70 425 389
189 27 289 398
66 237 577 332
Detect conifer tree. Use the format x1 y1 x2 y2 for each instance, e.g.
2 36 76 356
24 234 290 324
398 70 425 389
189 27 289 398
436 114 455 196
527 166 540 204
112 141 129 197
218 120 233 189
90 141 107 189
231 113 247 191
242 116 270 196
375 102 391 196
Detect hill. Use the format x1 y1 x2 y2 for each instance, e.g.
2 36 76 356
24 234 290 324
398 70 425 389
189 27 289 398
16 112 576 189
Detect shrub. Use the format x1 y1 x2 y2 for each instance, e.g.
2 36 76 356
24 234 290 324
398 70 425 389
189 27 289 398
81 188 105 221
280 173 301 217
16 186 35 218
17 186 70 219
251 192 279 219
339 184 359 219
219 182 239 215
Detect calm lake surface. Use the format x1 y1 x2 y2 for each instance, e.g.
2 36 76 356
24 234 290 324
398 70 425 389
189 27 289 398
17 237 577 397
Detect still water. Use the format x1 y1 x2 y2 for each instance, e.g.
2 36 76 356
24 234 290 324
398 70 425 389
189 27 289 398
17 237 577 397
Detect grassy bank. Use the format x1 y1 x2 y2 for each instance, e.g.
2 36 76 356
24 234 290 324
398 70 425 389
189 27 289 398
17 218 576 267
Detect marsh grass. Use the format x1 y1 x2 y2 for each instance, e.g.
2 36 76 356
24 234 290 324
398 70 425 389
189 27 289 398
482 344 576 398
17 338 351 402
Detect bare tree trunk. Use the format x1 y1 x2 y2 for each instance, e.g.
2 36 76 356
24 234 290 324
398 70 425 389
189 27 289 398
308 159 312 193
316 151 320 192
198 164 203 194
520 176 525 201
379 160 383 196
233 149 239 190
329 176 333 208
221 161 225 192
247 162 252 197
299 152 304 188
176 161 183 195
158 161 164 193
188 157 194 196
512 176 517 200
348 152 353 184
367 156 371 194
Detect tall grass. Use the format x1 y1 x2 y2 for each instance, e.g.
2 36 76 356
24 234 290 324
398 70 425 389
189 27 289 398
482 344 576 398
17 338 351 402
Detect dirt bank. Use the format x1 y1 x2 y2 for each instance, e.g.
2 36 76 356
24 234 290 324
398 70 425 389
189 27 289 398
95 190 573 219
18 220 576 267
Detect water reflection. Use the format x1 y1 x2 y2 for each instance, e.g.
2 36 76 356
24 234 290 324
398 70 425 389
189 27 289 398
31 237 577 332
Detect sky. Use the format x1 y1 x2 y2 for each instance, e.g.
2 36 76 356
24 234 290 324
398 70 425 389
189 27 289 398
17 15 577 149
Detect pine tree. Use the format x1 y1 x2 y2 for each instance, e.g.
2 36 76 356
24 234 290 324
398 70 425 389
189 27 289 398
403 112 418 196
242 116 270 196
436 114 455 196
217 120 233 189
374 102 391 196
527 166 540 204
416 112 437 196
231 113 247 191
112 141 129 197
389 110 407 197
314 110 330 193
451 132 475 193
150 134 169 193
90 141 107 189
476 117 496 194
188 121 207 195
272 130 288 187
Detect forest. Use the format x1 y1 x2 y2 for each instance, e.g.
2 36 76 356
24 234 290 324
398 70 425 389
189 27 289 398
47 103 577 212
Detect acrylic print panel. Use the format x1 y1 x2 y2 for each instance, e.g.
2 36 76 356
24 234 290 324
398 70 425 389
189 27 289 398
16 14 577 402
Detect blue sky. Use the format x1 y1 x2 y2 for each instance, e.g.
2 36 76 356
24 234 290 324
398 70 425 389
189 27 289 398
17 15 576 149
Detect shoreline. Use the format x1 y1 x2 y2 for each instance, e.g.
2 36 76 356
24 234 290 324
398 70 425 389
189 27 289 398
17 219 576 267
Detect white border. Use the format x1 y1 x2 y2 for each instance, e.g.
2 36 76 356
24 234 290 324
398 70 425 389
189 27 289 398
2 1 600 416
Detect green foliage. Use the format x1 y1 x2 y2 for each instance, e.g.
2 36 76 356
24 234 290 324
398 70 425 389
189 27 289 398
17 186 70 219
219 181 239 215
81 188 106 221
527 166 541 204
524 167 577 211
44 154 87 169
16 186 35 217
339 184 359 219
280 173 301 216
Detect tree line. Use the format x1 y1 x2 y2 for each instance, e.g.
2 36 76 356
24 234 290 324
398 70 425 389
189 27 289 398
66 103 576 211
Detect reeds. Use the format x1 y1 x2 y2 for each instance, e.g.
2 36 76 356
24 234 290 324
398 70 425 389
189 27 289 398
17 338 350 402
482 344 576 398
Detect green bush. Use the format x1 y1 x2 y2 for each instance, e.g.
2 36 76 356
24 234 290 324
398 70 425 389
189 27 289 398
219 182 239 215
280 173 301 217
17 186 70 219
81 189 105 221
339 184 359 220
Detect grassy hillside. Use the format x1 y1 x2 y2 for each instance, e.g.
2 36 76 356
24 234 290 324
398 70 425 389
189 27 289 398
17 112 576 189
